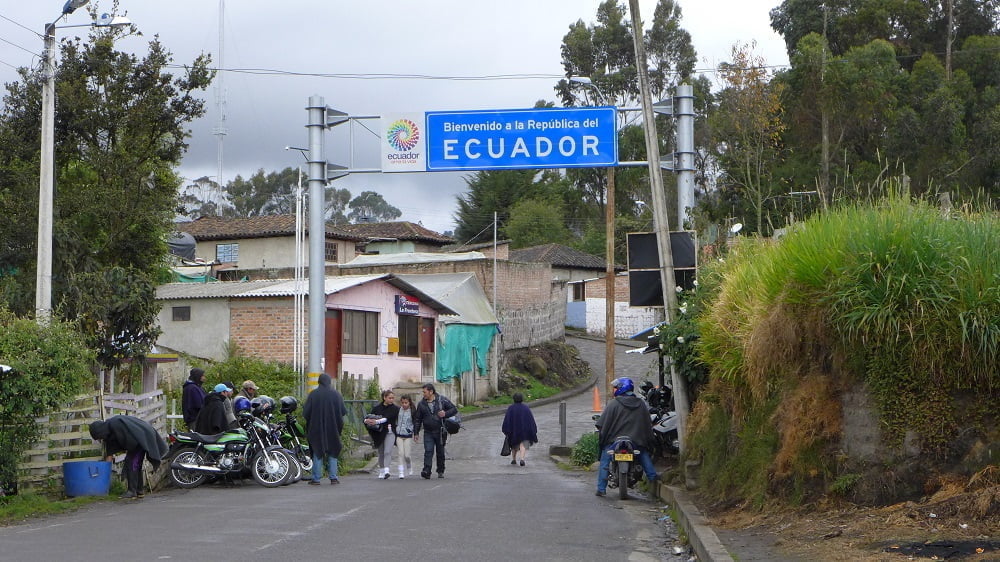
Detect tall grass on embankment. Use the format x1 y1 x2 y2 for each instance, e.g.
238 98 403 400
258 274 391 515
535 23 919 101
688 195 998 507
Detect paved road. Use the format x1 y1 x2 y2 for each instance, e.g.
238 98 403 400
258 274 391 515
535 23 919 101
0 337 691 562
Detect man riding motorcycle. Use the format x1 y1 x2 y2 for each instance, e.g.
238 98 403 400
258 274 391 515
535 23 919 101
594 377 659 497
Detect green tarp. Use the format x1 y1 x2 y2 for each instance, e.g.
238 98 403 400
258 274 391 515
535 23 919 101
435 323 497 382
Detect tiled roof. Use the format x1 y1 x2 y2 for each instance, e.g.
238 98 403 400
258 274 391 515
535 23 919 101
509 243 607 270
337 221 454 245
175 215 363 241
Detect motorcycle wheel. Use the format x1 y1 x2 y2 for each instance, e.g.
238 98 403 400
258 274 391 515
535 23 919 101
169 448 210 489
283 450 302 485
250 447 292 487
618 461 630 500
296 446 313 472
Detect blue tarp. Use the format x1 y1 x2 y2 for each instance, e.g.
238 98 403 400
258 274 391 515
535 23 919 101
435 324 498 382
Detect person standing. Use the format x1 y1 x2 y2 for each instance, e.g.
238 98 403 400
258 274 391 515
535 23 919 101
302 373 346 485
181 368 207 429
238 380 258 400
501 392 538 467
594 377 658 497
194 383 236 434
394 395 415 478
364 389 400 480
413 383 457 479
88 415 169 499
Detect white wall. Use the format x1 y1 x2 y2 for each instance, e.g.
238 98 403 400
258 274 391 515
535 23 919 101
156 299 232 361
584 298 664 339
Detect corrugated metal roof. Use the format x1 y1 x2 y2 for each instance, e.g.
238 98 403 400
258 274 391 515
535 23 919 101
395 273 498 325
155 273 457 316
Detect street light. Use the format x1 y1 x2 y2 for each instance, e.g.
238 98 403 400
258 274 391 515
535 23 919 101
35 2 131 323
570 75 617 403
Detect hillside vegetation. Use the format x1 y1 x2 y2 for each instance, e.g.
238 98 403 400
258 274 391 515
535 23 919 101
687 192 998 514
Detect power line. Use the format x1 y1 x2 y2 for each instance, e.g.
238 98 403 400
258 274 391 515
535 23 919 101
0 13 42 38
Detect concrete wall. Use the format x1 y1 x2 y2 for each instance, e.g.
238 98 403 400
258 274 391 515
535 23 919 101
195 235 357 270
566 300 587 329
583 273 665 338
156 298 232 361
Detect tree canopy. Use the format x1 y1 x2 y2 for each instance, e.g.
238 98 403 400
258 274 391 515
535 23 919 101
0 21 212 369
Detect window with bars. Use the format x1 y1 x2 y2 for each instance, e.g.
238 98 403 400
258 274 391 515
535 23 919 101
342 310 378 355
172 306 191 321
325 241 338 262
216 243 239 263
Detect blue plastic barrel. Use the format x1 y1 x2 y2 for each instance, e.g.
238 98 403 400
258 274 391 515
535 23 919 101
63 461 112 497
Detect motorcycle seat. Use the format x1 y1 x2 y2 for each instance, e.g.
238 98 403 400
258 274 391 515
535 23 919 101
174 430 231 444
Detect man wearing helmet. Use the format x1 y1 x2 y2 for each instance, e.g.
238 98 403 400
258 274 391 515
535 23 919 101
594 377 658 497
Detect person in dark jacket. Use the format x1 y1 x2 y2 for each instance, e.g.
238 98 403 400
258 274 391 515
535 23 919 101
181 368 207 428
89 415 169 499
194 383 236 435
594 377 658 497
413 383 457 479
303 373 346 485
364 389 400 480
501 392 538 467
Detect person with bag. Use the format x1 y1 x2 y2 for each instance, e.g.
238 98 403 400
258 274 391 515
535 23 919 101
394 394 415 478
364 389 400 480
413 383 457 479
501 392 538 467
88 415 169 499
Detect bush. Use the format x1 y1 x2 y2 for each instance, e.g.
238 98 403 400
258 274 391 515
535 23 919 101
571 432 600 467
0 307 95 495
202 356 300 401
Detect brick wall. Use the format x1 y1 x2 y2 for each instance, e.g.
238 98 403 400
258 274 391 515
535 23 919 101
229 298 297 363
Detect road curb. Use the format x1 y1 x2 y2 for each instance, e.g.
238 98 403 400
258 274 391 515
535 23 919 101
658 483 733 562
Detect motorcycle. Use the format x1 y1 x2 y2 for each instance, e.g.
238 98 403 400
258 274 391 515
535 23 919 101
273 396 312 474
167 411 293 488
606 435 645 500
639 381 680 457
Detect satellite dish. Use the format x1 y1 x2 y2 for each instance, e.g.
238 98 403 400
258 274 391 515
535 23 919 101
730 223 743 234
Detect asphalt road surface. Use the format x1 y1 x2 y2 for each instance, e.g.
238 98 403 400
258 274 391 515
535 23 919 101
0 337 691 561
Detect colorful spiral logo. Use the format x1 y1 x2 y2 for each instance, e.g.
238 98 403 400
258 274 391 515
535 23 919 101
386 119 420 152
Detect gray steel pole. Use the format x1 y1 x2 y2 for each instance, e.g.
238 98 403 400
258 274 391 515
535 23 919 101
35 24 56 324
306 95 327 389
675 84 695 229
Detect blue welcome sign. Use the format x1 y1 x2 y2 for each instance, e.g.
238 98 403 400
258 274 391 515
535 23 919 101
424 107 617 171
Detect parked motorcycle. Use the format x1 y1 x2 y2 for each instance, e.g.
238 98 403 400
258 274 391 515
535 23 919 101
639 380 680 457
249 395 304 484
606 435 645 499
274 396 313 473
167 410 293 488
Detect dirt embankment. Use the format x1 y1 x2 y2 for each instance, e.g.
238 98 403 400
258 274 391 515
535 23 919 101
500 341 591 393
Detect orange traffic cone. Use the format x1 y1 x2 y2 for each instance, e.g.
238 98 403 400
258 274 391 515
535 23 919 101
592 385 602 413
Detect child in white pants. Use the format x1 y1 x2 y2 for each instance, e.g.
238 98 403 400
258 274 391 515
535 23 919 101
395 395 415 478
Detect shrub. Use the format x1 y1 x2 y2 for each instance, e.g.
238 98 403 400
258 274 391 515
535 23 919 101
0 307 94 495
571 432 600 467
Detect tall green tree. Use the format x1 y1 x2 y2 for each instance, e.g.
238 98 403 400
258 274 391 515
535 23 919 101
347 191 401 223
709 43 787 235
0 20 212 368
505 197 573 249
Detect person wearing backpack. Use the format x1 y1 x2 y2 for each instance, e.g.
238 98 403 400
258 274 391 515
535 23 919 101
413 383 457 479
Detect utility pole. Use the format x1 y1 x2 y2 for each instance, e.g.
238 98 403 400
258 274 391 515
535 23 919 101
605 165 616 401
306 96 327 389
628 0 687 452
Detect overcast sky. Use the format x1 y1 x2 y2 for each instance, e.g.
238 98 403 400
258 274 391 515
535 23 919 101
1 1 789 235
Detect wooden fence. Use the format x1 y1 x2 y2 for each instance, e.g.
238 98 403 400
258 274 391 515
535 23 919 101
18 389 166 491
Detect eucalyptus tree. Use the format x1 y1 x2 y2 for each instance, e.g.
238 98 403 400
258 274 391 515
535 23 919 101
347 191 402 223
